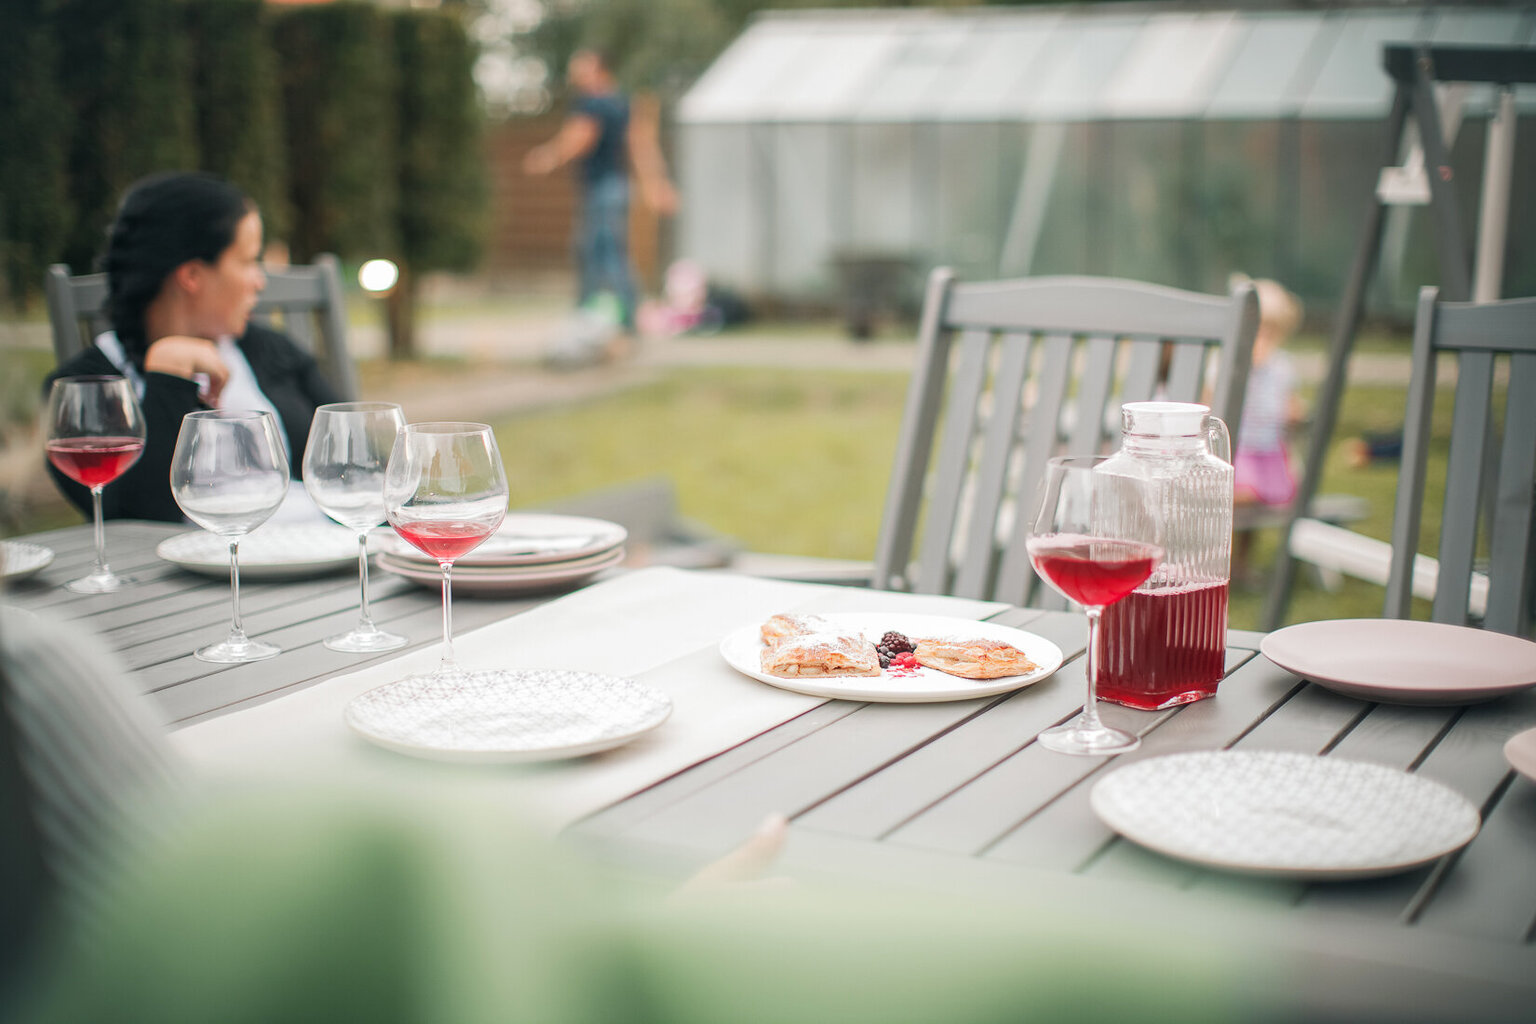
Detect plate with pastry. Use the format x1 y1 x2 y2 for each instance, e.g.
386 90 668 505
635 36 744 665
719 612 1063 702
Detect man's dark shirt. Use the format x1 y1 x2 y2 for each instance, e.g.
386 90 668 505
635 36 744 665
574 93 629 185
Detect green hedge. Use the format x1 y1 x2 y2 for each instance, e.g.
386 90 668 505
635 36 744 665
185 0 290 243
0 0 486 309
395 9 487 275
0 0 68 305
274 2 398 263
53 0 198 274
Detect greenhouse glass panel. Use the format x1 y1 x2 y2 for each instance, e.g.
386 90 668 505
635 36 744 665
940 17 1064 122
678 23 809 123
678 126 763 290
1100 12 1245 119
858 25 975 122
1204 12 1329 119
769 124 840 295
1026 15 1147 121
849 124 917 251
1027 124 1096 276
1298 9 1431 119
934 122 1025 279
774 27 904 122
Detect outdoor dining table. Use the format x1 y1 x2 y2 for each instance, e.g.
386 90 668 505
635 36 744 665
4 519 1534 1022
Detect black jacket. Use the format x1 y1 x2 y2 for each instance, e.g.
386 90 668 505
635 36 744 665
43 323 341 522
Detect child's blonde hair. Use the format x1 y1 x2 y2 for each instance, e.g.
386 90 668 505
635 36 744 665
1252 278 1303 339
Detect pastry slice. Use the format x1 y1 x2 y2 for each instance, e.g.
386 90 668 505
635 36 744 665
760 612 833 649
912 637 1037 680
761 632 881 678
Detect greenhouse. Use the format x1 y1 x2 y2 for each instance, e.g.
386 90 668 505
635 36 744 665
674 3 1536 316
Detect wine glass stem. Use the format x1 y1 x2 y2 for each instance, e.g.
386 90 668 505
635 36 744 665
227 540 248 642
355 531 376 630
90 485 109 577
439 561 455 671
1080 605 1107 732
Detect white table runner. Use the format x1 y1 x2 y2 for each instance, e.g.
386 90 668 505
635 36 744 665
171 567 1005 834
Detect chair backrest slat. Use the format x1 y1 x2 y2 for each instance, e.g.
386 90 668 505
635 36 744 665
994 332 1076 608
915 329 992 594
1385 286 1536 636
1118 341 1163 407
1485 352 1536 635
45 255 356 400
1433 350 1495 624
1067 334 1119 456
1163 341 1208 405
873 269 957 592
952 332 1033 599
1384 289 1440 620
874 268 1258 606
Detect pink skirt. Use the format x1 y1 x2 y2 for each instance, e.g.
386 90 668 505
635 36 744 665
1234 447 1297 506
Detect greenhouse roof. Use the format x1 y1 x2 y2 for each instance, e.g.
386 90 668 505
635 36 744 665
678 4 1536 124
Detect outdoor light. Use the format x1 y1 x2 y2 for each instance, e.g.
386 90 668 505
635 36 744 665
358 258 399 294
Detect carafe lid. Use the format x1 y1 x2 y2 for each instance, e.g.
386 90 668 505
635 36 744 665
1122 401 1208 437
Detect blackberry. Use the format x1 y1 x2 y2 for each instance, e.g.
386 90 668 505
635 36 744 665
875 630 914 668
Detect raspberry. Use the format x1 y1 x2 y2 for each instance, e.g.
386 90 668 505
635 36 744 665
876 631 914 668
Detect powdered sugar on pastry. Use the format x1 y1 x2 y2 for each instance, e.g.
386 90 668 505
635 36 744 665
760 612 834 649
761 632 881 678
911 637 1037 680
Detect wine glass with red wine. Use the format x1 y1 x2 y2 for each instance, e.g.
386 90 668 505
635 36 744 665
44 376 147 593
383 422 507 679
1025 455 1164 755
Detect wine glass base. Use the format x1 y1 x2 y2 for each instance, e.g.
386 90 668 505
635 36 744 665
324 627 409 653
1037 717 1140 756
196 636 281 664
65 571 133 594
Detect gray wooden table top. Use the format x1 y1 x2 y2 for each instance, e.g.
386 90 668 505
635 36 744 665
3 520 542 726
6 521 1535 1020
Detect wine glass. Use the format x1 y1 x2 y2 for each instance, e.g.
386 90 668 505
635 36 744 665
44 376 146 593
303 402 409 653
1025 455 1164 755
383 422 507 679
171 410 290 663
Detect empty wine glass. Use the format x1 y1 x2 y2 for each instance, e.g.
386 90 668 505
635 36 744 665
1025 456 1164 755
44 376 146 593
303 402 409 653
383 422 507 679
171 409 290 663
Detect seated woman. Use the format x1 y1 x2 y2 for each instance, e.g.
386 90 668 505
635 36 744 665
44 172 339 522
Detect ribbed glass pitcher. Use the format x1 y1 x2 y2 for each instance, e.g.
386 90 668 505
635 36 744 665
1095 401 1232 709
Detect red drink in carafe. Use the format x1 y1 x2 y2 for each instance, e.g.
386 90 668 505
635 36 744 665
1097 580 1228 709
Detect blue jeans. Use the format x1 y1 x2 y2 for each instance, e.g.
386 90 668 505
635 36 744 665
577 174 636 329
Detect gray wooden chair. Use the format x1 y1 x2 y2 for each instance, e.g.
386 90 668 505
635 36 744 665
1384 286 1536 636
44 253 358 400
872 268 1258 607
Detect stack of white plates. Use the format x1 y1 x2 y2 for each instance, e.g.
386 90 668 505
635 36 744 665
377 513 626 596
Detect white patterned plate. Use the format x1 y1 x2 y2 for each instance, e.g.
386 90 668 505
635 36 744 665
1261 619 1536 705
375 547 624 596
1091 750 1480 879
158 524 361 580
719 613 1063 703
1505 727 1536 785
1 541 55 581
380 513 627 568
345 668 672 763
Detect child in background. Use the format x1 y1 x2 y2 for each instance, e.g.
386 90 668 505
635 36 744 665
1233 278 1306 580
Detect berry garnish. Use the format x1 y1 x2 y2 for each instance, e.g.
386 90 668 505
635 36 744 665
876 630 914 668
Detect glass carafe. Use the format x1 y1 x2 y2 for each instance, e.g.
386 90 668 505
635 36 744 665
1095 401 1232 709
